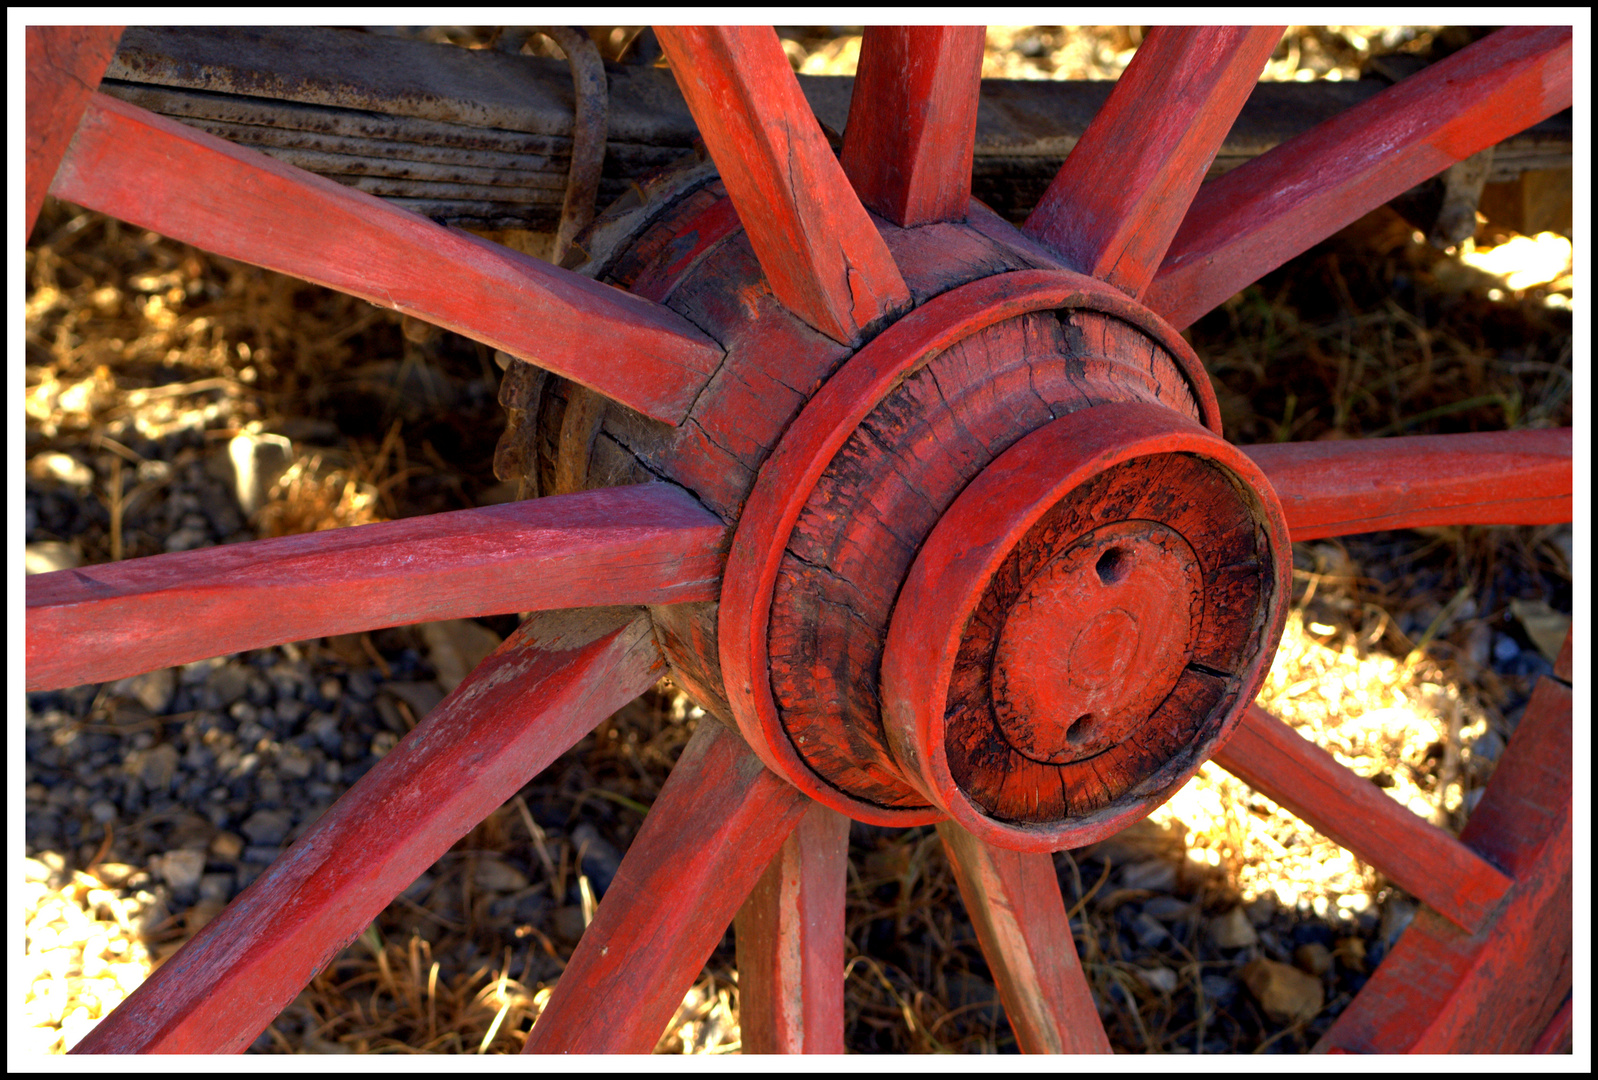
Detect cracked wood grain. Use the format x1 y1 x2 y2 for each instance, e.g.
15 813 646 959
655 26 910 345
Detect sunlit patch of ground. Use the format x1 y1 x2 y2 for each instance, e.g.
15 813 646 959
1151 607 1496 919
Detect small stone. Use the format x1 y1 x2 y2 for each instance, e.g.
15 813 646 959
199 873 234 903
1199 973 1237 1007
23 856 54 883
1134 965 1179 994
1119 859 1178 892
571 822 623 896
1493 633 1521 664
113 668 177 714
30 450 96 488
165 526 212 553
1208 906 1259 949
1293 941 1333 976
474 857 531 893
383 681 445 720
154 849 206 891
1143 895 1193 921
138 744 181 791
318 677 343 705
420 619 503 693
307 712 342 753
1469 728 1505 763
276 745 314 781
223 430 294 516
240 809 293 845
25 541 81 574
207 665 251 707
370 731 399 758
1131 912 1169 948
1379 898 1416 948
1240 957 1325 1024
1333 936 1368 973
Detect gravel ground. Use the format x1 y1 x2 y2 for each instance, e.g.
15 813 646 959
22 25 1574 1056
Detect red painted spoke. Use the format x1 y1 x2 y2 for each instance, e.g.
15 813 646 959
523 720 810 1053
1215 705 1511 933
26 484 724 691
1246 428 1572 541
937 823 1111 1053
25 26 123 234
48 93 722 424
734 801 850 1053
70 608 663 1054
1023 26 1282 299
1148 26 1574 329
1315 670 1573 1052
654 26 910 345
840 26 986 226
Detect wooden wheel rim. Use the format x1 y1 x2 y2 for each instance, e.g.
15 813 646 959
719 269 1220 825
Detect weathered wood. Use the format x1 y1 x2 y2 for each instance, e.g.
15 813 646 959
1148 25 1574 329
717 266 1215 825
72 607 662 1054
26 484 723 691
1314 673 1572 1052
1025 26 1282 298
1529 995 1573 1054
655 26 910 345
734 801 851 1054
937 823 1111 1053
841 26 985 226
25 26 124 235
94 27 1573 233
1246 428 1573 540
1214 705 1512 933
881 402 1288 850
49 92 722 424
523 719 810 1053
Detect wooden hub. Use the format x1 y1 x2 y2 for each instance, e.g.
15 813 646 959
880 403 1291 849
990 520 1203 766
553 176 1289 846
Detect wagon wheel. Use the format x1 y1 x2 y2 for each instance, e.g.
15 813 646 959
26 25 1573 1054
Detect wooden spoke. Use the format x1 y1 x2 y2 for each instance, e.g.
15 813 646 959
1148 26 1574 329
1246 428 1572 541
71 608 663 1054
936 823 1111 1053
1315 663 1573 1052
734 801 851 1053
25 26 123 234
48 93 722 424
523 720 811 1053
1023 26 1283 299
840 26 986 227
1214 706 1511 933
27 483 724 691
654 26 910 345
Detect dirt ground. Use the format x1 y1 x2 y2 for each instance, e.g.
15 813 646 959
22 25 1575 1056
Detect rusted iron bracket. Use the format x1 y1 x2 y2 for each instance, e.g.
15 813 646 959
97 25 1573 232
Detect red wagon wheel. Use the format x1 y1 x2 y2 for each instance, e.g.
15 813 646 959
27 25 1573 1054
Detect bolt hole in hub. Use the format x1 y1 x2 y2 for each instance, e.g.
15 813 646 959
718 263 1291 853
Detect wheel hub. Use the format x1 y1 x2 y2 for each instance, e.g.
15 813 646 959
565 175 1291 851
